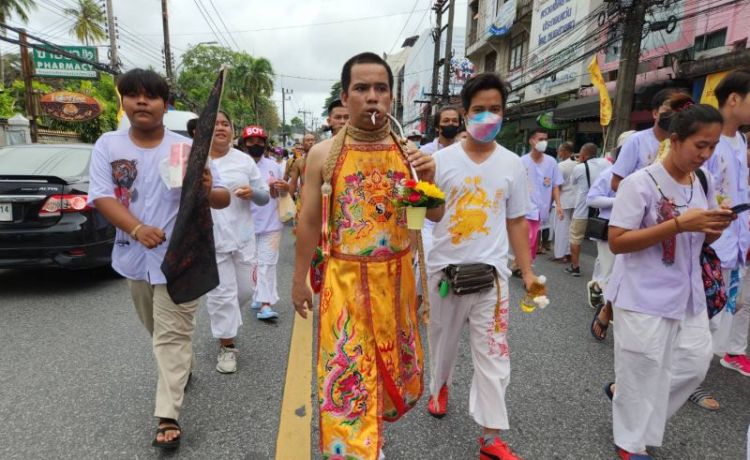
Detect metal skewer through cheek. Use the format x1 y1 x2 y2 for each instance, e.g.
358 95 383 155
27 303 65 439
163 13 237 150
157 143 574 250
386 113 429 324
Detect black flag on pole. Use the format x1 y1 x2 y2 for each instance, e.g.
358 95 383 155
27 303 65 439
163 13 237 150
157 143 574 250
161 67 227 304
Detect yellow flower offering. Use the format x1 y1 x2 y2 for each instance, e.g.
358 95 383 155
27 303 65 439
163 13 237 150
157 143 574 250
415 181 446 201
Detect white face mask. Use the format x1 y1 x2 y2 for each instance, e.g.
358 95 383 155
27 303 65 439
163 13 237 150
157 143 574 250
535 140 548 152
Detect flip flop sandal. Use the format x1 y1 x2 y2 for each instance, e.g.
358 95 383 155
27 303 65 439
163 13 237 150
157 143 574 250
590 304 609 342
604 382 615 401
688 388 720 411
152 419 181 449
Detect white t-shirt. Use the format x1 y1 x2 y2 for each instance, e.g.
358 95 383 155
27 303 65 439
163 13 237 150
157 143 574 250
604 162 716 320
557 158 578 210
571 157 611 219
210 148 268 253
611 127 660 179
252 156 285 235
428 142 529 280
88 129 225 284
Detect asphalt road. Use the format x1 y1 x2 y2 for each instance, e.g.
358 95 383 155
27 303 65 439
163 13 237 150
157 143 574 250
1 230 748 459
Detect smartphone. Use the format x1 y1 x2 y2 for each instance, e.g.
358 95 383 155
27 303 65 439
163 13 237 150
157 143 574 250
731 203 750 214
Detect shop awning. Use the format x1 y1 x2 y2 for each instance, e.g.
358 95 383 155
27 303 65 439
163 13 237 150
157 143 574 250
553 93 614 122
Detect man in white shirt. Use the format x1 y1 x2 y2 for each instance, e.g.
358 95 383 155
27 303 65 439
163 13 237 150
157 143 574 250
427 72 538 460
88 69 230 449
553 142 576 262
566 143 610 276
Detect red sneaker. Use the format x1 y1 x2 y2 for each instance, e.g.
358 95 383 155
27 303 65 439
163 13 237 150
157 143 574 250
479 436 521 460
616 446 653 459
427 384 448 418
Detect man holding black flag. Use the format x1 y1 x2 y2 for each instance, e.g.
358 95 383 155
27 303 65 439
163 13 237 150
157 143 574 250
88 69 230 449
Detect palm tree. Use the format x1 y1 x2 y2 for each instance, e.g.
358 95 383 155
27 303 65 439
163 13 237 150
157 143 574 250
0 0 36 24
242 57 274 124
64 0 106 45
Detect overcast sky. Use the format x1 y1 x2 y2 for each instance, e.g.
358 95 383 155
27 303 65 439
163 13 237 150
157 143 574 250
5 0 467 128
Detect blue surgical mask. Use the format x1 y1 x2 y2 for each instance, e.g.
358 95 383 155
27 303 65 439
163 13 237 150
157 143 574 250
466 111 503 143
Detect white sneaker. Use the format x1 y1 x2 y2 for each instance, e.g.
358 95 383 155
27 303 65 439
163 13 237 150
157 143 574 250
216 346 238 373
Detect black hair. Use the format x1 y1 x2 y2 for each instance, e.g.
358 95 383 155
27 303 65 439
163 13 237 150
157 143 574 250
327 98 344 115
559 141 574 153
341 52 394 94
650 88 680 111
460 72 511 113
669 104 723 141
186 118 197 138
433 106 462 129
715 70 750 108
528 128 547 141
117 68 170 102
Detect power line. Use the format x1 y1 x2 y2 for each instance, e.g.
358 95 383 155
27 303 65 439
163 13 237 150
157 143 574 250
192 0 231 49
137 9 433 36
206 0 241 50
389 0 422 53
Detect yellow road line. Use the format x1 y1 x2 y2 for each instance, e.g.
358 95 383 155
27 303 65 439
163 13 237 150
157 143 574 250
275 310 313 460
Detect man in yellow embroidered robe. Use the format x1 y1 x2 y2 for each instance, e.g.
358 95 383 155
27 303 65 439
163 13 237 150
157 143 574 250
292 52 442 460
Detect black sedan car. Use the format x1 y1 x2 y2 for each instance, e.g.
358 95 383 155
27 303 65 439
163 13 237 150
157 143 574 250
0 143 115 269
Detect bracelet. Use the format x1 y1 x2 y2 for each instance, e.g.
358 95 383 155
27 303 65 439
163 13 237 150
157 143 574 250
130 223 144 240
673 217 682 234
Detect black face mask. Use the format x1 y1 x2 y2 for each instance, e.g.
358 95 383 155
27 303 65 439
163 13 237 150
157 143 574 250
657 111 674 132
247 144 265 157
440 124 460 140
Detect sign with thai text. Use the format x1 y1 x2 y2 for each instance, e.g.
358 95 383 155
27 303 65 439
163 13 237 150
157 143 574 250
33 47 98 79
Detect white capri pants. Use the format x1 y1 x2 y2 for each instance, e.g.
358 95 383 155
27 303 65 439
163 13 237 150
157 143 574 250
593 240 616 290
206 243 254 339
711 268 750 356
428 272 510 430
553 208 573 259
252 231 282 305
612 307 712 454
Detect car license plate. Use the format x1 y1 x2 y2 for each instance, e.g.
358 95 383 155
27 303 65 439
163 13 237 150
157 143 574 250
0 203 11 221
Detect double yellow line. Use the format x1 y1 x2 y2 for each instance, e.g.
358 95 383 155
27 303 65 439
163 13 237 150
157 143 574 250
275 310 313 460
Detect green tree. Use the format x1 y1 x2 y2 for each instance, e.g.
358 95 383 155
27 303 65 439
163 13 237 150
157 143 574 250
0 0 35 23
176 44 278 131
64 0 106 45
322 81 342 116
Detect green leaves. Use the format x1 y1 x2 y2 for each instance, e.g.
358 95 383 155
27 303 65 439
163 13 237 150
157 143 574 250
176 44 279 134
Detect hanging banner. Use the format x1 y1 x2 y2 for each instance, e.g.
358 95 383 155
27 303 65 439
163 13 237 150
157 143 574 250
40 91 102 122
700 71 729 109
488 0 517 36
588 55 612 127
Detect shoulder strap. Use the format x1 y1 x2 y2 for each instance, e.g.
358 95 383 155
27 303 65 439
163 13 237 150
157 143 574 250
584 161 591 188
695 168 708 196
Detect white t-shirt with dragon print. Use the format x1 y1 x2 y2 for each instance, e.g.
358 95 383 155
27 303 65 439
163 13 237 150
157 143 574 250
428 142 529 280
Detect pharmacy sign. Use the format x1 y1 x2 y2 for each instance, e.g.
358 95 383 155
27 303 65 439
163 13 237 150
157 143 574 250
33 46 98 79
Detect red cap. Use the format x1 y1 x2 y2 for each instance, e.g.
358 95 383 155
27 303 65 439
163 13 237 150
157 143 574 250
242 125 267 140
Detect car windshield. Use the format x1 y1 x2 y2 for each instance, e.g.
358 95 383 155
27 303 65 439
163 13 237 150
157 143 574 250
0 145 92 177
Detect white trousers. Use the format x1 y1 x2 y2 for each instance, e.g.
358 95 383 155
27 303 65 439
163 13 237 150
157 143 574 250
593 240 616 290
428 273 510 430
553 208 573 259
612 307 712 453
206 243 254 339
252 231 281 305
711 268 750 356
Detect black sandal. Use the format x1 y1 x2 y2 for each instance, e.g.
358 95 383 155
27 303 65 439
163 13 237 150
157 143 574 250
604 382 615 401
590 303 609 342
152 418 181 449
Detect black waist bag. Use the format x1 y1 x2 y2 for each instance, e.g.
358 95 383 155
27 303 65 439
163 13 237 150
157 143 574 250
442 263 496 296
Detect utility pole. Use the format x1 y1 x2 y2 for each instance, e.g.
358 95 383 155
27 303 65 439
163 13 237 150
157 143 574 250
441 0 455 101
609 0 649 150
105 0 119 72
298 110 311 133
19 29 37 143
161 0 174 82
430 0 446 109
281 88 292 147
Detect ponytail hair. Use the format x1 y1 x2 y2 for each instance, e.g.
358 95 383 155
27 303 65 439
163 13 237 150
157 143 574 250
669 104 723 141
